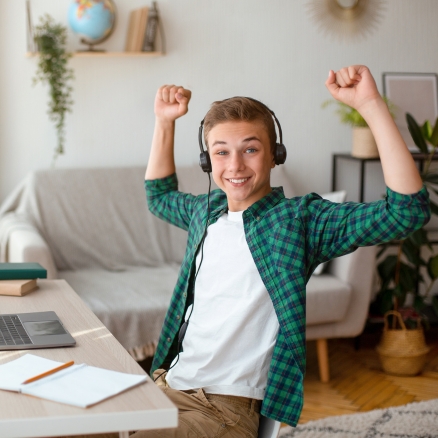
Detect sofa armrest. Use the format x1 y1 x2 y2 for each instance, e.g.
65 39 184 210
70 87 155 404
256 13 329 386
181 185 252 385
8 228 58 279
307 246 377 339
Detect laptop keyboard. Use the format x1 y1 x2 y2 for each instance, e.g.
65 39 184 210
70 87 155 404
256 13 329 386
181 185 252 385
0 315 32 346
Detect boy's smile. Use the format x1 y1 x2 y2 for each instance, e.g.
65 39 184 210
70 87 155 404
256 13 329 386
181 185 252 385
208 121 275 212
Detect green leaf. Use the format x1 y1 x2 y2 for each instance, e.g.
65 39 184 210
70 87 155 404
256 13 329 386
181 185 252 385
427 254 438 280
413 295 426 311
398 263 416 292
408 228 430 246
378 289 394 314
394 284 408 307
378 255 397 281
324 100 368 127
431 117 438 146
406 113 429 153
403 239 425 266
422 120 433 141
432 296 438 318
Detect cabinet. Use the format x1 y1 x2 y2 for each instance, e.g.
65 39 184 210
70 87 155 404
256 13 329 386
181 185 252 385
331 152 438 202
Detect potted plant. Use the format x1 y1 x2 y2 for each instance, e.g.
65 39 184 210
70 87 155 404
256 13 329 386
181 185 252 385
373 113 438 376
322 97 394 158
33 15 74 165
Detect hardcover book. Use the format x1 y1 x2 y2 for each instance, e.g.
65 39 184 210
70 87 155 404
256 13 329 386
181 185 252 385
0 263 47 280
125 7 149 52
0 279 38 297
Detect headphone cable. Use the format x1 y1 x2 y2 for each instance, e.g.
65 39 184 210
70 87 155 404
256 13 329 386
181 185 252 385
154 172 212 383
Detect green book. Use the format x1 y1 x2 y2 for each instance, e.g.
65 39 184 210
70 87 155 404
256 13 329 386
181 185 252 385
0 263 47 280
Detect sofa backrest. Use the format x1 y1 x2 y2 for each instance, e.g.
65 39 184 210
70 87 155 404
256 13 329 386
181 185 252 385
25 167 173 270
11 165 296 271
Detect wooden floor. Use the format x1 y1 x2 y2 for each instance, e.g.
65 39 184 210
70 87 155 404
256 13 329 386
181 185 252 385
299 330 438 424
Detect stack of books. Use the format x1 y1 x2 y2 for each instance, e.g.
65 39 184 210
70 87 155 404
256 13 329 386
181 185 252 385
0 263 47 297
125 2 159 52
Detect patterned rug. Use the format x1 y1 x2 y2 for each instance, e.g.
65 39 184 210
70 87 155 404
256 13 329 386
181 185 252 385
279 399 438 438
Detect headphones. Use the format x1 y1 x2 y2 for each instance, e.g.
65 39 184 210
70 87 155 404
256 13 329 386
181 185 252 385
198 97 287 173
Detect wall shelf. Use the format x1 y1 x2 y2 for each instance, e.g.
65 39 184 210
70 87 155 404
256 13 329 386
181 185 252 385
26 51 163 58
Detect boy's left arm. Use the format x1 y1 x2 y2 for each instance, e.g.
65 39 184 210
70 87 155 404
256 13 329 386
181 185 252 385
305 186 430 265
307 65 431 263
326 65 423 195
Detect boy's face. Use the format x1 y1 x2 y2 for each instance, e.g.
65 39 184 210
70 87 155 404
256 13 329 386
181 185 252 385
208 120 275 212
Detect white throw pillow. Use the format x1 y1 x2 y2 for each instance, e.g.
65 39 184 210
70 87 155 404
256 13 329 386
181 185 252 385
312 190 347 275
320 190 347 204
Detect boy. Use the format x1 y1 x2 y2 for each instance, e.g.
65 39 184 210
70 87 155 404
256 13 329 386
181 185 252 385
137 65 430 437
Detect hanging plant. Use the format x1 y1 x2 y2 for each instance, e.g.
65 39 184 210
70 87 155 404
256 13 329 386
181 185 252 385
33 14 74 165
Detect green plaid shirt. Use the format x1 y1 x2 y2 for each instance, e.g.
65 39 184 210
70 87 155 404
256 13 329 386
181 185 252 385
145 174 430 426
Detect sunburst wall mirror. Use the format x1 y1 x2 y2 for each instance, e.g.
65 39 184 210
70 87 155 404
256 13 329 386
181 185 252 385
307 0 387 41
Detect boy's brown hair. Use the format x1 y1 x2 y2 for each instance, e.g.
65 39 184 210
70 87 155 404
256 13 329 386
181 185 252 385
203 97 277 153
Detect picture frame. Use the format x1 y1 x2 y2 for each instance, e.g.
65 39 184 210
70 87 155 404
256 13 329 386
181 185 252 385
382 72 438 150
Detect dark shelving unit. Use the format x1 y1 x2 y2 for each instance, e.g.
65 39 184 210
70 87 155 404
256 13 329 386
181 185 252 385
332 152 438 203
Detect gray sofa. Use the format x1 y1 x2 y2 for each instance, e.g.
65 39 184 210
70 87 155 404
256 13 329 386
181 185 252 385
0 165 376 380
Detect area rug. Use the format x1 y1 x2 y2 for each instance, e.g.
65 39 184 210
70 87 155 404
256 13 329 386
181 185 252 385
279 399 438 438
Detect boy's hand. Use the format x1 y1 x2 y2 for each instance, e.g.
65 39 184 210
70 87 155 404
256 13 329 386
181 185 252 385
325 65 382 113
155 85 192 122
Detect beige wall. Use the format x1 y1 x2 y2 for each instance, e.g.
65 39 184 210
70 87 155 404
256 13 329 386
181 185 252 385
1 0 438 203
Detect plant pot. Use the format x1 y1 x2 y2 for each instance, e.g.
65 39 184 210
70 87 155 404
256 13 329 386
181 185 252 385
352 127 379 158
376 311 430 376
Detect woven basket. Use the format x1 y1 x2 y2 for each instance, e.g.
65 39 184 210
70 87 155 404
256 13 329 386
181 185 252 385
376 311 430 376
352 127 379 158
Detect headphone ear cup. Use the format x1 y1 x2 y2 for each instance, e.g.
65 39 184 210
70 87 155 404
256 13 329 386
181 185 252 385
274 143 287 165
199 151 212 173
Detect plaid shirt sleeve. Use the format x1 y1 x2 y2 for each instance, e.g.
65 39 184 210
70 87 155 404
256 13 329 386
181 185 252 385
144 173 197 231
304 185 430 265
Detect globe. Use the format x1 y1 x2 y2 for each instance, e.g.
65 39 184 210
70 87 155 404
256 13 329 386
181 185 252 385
68 0 116 51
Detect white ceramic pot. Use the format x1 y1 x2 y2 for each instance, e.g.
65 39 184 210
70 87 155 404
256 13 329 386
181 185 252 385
352 127 379 158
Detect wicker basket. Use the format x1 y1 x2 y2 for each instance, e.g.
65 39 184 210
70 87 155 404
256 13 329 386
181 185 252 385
352 127 379 158
376 311 430 376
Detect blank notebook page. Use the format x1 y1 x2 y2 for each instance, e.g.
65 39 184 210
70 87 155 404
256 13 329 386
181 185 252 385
21 363 147 407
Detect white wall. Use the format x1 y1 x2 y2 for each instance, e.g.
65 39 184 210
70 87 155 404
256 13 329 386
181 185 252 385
1 0 438 204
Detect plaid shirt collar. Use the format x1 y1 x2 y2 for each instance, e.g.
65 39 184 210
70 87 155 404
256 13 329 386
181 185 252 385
209 186 285 221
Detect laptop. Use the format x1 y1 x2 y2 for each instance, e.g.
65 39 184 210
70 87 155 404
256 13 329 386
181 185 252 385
0 311 76 350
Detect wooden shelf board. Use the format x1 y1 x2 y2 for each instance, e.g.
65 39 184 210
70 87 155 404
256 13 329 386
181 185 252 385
26 51 162 58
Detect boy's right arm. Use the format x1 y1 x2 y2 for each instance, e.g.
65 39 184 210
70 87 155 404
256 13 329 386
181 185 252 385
145 85 196 231
145 85 191 180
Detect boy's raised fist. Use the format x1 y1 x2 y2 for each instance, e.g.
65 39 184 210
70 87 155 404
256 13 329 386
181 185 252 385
325 65 381 114
155 85 192 122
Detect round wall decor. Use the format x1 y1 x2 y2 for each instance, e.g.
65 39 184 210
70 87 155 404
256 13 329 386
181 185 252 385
306 0 387 41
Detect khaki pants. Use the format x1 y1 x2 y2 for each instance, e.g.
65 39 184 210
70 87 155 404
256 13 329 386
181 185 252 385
63 369 261 438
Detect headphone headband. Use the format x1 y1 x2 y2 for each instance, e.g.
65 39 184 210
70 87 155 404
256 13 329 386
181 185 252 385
198 97 287 172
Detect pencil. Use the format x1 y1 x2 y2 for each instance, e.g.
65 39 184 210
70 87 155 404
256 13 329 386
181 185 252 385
22 360 75 384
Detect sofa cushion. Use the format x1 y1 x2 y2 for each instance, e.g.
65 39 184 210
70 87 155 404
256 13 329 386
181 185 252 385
306 274 352 325
60 265 179 350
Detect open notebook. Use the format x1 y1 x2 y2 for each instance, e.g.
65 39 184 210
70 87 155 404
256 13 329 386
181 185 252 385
0 354 147 408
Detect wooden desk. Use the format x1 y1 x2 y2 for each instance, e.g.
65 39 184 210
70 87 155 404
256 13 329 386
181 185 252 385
0 280 177 438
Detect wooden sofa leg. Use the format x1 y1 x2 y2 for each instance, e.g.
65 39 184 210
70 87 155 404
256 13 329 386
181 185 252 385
316 339 330 383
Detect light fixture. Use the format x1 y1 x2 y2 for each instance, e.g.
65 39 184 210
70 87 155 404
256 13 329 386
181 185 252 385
307 0 387 41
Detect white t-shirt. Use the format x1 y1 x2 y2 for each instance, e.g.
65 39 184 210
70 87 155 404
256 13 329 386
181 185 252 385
166 210 279 400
